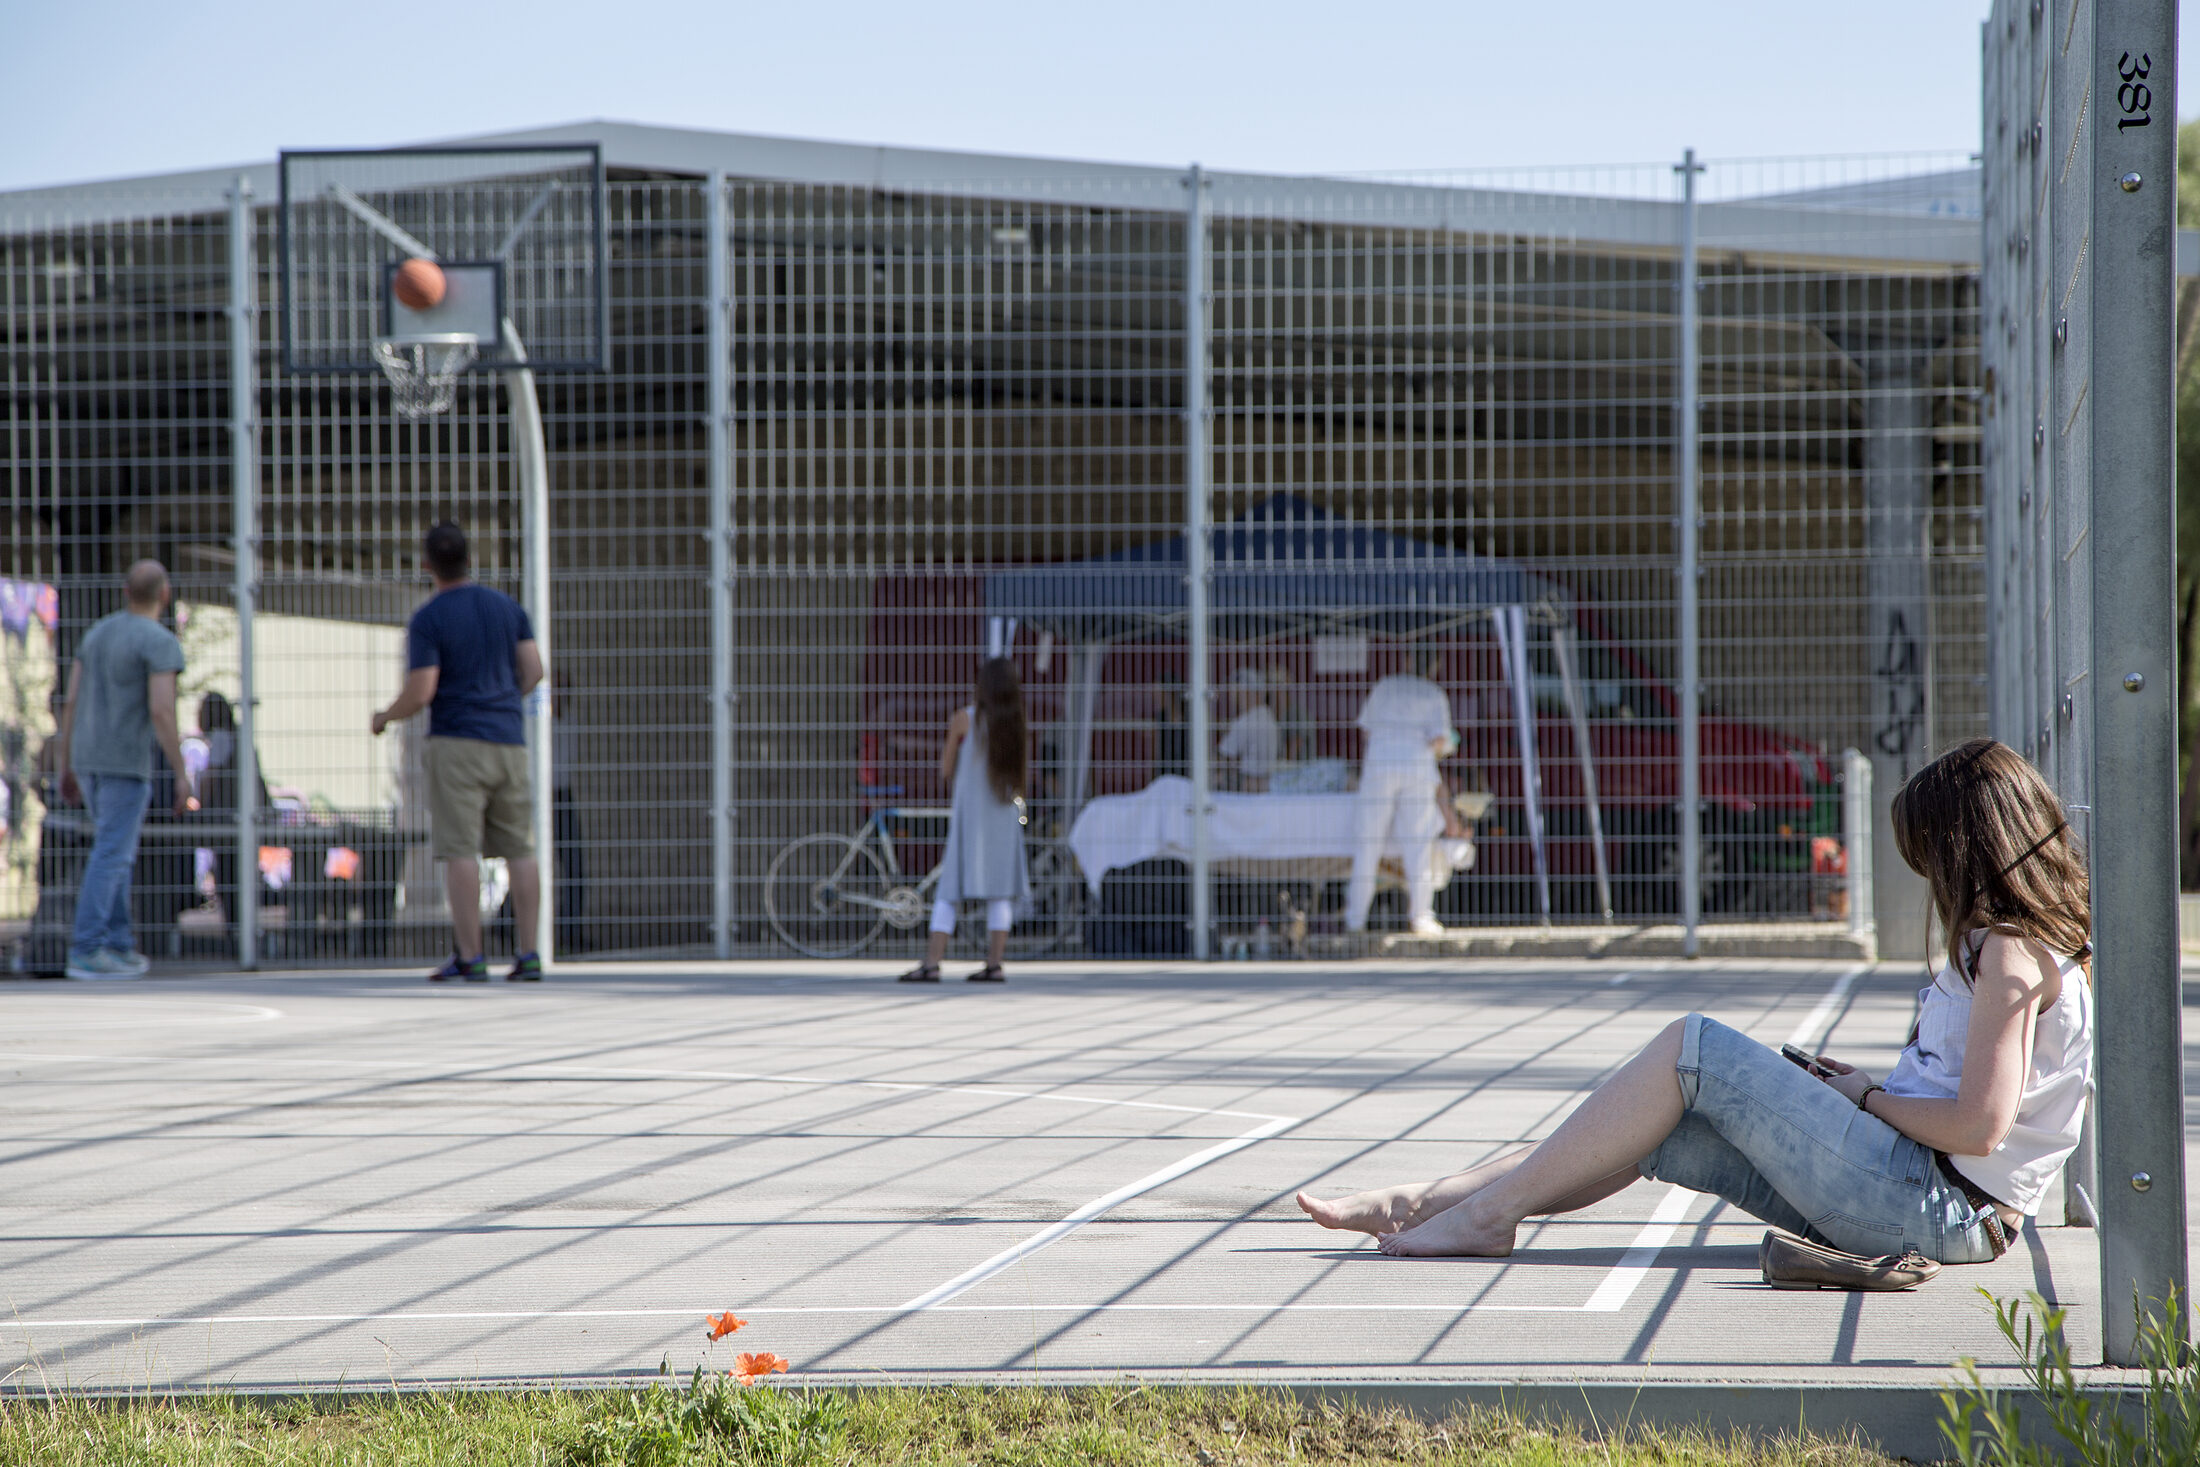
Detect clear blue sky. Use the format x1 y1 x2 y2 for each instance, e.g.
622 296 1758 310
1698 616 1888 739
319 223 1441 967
1 1 2183 191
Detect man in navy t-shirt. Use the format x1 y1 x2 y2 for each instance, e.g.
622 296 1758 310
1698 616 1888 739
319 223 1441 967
372 522 545 982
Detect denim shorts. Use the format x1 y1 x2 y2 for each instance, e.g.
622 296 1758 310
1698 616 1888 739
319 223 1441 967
1637 1014 2007 1263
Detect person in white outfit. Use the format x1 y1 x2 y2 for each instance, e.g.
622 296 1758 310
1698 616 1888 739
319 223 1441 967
1344 649 1457 936
1217 668 1282 792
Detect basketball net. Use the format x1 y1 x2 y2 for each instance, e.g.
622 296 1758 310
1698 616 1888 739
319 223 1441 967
370 333 479 418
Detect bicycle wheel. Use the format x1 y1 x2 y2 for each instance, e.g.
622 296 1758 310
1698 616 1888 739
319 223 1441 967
955 836 1085 959
766 834 891 958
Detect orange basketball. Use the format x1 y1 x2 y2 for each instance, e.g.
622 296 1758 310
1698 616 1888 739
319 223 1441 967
392 257 446 311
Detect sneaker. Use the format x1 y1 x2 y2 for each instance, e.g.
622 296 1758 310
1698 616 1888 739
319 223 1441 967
429 952 490 983
505 952 544 982
105 948 151 976
1407 917 1448 939
65 949 142 981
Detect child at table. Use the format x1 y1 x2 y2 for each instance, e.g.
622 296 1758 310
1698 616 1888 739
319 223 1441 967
900 657 1030 983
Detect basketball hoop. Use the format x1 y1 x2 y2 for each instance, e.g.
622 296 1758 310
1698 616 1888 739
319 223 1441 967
370 332 479 418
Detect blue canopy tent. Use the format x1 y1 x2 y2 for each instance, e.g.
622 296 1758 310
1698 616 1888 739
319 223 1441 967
983 495 1613 924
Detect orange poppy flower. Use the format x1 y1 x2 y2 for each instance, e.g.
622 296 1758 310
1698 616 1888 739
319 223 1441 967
732 1351 789 1385
705 1311 748 1342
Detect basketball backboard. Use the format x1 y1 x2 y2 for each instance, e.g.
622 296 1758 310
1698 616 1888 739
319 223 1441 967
279 145 606 374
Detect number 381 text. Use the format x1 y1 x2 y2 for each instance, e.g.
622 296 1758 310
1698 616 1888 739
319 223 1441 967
2117 52 2152 132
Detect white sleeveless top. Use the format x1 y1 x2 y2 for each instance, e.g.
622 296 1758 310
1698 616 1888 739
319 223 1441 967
1881 934 2091 1216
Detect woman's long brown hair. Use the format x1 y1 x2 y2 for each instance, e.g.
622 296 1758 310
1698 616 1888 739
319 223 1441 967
1890 737 2091 983
975 657 1028 804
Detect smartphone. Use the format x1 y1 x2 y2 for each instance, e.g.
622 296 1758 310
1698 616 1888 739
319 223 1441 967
1779 1043 1822 1073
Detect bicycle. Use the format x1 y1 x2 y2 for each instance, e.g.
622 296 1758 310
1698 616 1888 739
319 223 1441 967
764 789 1084 959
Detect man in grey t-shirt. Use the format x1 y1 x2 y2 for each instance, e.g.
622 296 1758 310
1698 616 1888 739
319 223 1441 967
55 560 195 980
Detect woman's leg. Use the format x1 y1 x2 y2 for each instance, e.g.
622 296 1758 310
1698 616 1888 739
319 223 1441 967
1299 1148 1641 1235
1377 1018 1688 1257
984 898 1012 967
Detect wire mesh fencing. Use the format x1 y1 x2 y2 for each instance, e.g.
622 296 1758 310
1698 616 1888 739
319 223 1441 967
0 148 1988 966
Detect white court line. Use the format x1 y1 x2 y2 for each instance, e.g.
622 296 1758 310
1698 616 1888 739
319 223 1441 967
1785 963 1868 1050
0 1000 283 1026
1570 961 1872 1308
898 1118 1297 1310
0 1051 1290 1126
1579 1184 1696 1311
0 1302 1624 1328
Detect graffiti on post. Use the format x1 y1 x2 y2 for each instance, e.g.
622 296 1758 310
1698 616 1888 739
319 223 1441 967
1873 608 1927 779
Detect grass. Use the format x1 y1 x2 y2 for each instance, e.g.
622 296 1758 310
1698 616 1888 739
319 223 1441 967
0 1376 1905 1467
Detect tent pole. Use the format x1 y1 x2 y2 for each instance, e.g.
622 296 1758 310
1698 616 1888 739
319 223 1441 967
1552 627 1614 922
1067 642 1102 821
1496 607 1551 925
1184 164 1212 961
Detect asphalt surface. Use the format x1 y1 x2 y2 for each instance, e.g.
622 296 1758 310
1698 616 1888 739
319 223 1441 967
0 956 2155 1396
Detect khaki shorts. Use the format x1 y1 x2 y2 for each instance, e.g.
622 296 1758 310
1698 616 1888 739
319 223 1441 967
425 736 535 861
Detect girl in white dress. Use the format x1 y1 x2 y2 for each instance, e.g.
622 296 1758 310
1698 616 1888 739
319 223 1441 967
900 657 1031 983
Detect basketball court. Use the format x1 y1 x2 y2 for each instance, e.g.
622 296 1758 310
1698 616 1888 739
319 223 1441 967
0 958 2143 1399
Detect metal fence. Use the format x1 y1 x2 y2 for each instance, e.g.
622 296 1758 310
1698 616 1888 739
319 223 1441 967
0 146 1986 968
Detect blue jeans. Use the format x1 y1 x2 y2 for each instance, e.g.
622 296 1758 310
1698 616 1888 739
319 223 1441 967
71 774 151 960
1638 1014 2006 1264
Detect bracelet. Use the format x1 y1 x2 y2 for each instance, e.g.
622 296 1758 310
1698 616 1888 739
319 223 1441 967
1857 1083 1886 1112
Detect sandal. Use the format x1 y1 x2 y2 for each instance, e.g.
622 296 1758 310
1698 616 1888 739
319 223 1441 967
967 964 1006 983
897 963 942 983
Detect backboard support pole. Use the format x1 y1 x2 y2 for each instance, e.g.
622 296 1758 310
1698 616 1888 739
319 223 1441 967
502 319 555 970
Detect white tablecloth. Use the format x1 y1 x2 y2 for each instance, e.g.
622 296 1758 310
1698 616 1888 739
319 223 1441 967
1067 776 1469 896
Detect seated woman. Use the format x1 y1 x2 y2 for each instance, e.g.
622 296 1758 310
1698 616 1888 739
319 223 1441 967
1299 737 2091 1266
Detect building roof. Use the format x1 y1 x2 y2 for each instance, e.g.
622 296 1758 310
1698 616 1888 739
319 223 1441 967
14 119 2200 274
0 119 1991 269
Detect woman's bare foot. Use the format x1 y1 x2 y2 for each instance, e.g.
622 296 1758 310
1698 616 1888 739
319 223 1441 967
1298 1150 1536 1238
1296 1186 1422 1235
1375 1196 1518 1258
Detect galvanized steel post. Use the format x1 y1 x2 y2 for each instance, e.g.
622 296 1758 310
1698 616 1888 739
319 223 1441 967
1676 150 1703 958
2087 0 2187 1363
707 172 733 959
1841 749 1872 943
1184 164 1213 961
227 177 259 971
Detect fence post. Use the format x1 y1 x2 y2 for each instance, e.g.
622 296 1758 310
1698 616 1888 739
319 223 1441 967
1184 164 1212 962
707 172 733 959
1675 150 1702 958
227 176 259 972
2085 0 2186 1363
1841 749 1872 944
